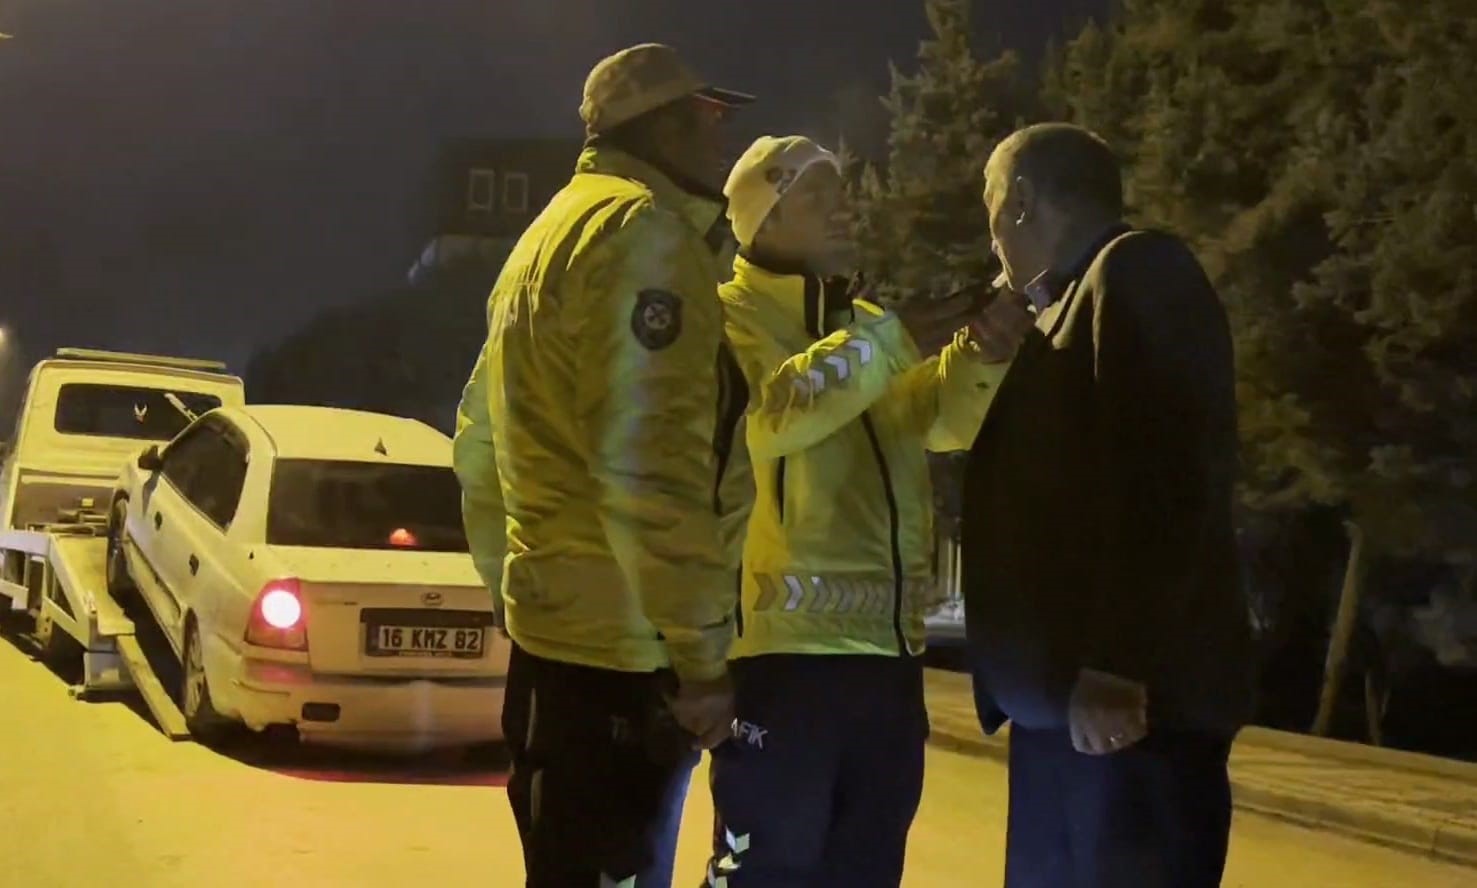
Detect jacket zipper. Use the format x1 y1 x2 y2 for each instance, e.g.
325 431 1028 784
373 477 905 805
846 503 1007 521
860 413 907 655
780 272 812 532
774 457 787 523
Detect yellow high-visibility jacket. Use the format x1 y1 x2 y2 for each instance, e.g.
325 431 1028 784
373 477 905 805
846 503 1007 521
452 344 506 623
476 145 750 682
722 255 1005 658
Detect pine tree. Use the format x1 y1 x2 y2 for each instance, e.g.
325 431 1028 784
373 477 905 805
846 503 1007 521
1292 0 1477 563
1053 0 1477 737
850 0 1036 303
1055 0 1346 513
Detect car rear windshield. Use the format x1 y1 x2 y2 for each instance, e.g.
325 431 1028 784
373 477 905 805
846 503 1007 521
266 459 469 552
53 384 223 441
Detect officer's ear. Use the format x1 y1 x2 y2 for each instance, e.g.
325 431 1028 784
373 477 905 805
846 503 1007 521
1010 175 1036 227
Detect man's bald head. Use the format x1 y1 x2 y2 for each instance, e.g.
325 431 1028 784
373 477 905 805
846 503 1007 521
986 123 1123 219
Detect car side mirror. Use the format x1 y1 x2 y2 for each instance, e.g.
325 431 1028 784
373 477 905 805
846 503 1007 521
137 445 164 473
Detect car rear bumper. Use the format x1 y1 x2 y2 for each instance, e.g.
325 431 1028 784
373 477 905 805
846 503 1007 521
224 656 506 752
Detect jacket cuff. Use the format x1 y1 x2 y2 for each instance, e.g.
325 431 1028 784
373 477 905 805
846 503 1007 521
664 619 735 683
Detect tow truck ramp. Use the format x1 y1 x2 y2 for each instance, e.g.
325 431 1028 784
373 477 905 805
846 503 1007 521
0 527 190 740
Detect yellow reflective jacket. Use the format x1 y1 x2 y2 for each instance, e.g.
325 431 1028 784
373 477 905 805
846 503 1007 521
478 145 750 682
452 343 506 622
722 255 1006 658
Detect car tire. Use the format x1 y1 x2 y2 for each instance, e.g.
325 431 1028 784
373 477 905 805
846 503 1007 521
106 500 138 605
181 618 235 746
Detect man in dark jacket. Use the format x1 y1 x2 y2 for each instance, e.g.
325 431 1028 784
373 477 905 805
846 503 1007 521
961 123 1252 887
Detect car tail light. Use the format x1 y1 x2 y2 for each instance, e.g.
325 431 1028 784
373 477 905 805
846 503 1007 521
245 579 308 651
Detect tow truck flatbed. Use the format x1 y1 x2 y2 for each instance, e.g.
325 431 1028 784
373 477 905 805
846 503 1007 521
0 347 244 742
0 527 190 739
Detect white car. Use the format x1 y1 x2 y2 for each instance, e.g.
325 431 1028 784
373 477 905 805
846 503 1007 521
109 404 509 752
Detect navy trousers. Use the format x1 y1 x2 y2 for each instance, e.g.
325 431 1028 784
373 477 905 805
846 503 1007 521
706 654 928 888
1004 725 1233 888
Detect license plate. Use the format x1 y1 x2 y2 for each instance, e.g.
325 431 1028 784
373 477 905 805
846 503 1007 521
367 624 485 659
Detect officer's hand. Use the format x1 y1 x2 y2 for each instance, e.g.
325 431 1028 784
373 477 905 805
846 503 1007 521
668 671 736 750
968 292 1035 364
894 291 980 356
1068 668 1148 755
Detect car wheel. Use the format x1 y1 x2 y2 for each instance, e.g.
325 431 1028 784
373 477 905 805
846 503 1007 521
181 618 235 745
106 500 138 604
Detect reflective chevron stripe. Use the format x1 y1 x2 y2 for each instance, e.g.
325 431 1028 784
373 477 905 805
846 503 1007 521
706 829 751 887
749 574 939 616
772 334 878 404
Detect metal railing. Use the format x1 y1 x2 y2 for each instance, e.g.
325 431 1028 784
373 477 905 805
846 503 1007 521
928 532 966 629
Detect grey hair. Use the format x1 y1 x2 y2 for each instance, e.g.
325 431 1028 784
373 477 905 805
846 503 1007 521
989 123 1123 217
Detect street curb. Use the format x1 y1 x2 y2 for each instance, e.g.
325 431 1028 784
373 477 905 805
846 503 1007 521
1435 820 1477 865
1237 725 1477 783
924 725 1477 868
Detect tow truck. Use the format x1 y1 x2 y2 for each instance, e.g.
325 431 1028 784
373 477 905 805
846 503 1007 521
0 348 246 739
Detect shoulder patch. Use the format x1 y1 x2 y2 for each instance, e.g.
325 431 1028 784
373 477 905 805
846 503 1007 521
631 289 683 350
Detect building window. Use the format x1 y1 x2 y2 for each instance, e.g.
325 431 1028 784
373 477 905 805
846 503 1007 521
467 168 495 213
503 172 530 213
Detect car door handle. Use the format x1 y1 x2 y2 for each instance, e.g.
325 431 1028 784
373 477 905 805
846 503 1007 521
154 512 163 530
188 555 199 576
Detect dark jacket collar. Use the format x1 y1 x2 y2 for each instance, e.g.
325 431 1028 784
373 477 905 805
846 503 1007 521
1023 222 1134 310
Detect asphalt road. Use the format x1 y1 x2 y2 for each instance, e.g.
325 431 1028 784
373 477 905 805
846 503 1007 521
0 633 1471 887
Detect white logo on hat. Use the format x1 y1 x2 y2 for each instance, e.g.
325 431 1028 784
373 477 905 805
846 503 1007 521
765 165 799 196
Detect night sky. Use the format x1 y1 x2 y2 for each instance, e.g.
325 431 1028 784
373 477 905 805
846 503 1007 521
0 0 1103 390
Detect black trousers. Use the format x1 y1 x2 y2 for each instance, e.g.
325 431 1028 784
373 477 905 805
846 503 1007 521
503 642 696 887
706 654 928 888
1004 726 1233 888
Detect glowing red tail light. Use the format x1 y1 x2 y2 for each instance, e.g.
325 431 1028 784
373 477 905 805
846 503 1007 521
245 579 308 651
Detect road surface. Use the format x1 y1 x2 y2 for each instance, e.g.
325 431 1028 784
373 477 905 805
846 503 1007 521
0 635 1471 887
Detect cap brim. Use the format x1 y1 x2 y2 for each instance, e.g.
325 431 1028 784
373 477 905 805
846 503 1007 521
696 85 756 107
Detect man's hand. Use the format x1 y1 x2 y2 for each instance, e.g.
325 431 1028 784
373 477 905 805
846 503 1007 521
667 671 736 750
894 290 982 356
1068 668 1148 755
967 291 1035 364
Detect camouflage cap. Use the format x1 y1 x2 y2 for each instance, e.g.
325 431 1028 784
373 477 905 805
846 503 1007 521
580 43 754 135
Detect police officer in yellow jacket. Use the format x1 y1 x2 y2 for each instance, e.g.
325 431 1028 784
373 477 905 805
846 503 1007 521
464 43 755 887
704 136 1035 887
452 344 505 626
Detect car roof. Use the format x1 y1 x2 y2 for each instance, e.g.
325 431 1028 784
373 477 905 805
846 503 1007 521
230 405 452 467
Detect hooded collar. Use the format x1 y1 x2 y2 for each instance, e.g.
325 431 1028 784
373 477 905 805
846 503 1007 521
575 143 728 245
